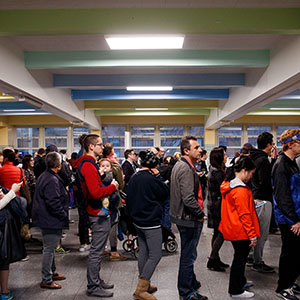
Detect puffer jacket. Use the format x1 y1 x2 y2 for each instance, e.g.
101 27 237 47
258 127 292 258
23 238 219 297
219 177 260 241
272 153 300 224
170 157 204 228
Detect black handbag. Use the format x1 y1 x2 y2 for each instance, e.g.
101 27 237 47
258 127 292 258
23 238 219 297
0 213 26 264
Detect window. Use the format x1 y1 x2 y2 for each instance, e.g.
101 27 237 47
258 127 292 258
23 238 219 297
45 127 68 148
131 126 154 153
102 125 125 160
218 126 242 158
188 126 204 147
247 126 271 147
16 128 39 155
73 128 91 152
160 126 183 156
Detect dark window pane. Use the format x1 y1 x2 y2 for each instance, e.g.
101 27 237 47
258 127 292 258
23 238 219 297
45 138 67 148
218 127 242 136
219 137 241 147
226 148 241 159
197 138 204 147
164 148 180 156
247 126 271 136
16 128 39 137
161 138 181 147
132 138 154 147
102 138 124 147
248 137 258 147
17 139 39 148
276 126 298 136
189 126 204 136
73 128 90 136
45 127 68 137
102 126 125 136
131 127 154 136
160 127 184 136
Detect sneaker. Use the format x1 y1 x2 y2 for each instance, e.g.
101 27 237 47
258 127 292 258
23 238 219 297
20 255 29 262
251 261 275 273
292 284 300 295
180 291 208 300
231 291 254 298
79 244 90 252
246 257 254 267
243 281 254 290
1 291 13 300
276 288 299 300
55 246 70 254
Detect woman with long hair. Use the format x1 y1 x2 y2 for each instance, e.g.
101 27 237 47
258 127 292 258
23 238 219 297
207 147 229 272
219 156 260 299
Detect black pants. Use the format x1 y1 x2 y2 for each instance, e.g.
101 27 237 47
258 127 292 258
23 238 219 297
276 224 300 292
76 191 90 245
229 240 250 295
209 229 225 260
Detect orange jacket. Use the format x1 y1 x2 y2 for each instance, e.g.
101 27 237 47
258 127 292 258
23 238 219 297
219 179 260 241
0 161 25 196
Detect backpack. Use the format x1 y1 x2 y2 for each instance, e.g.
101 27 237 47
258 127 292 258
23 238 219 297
74 158 99 208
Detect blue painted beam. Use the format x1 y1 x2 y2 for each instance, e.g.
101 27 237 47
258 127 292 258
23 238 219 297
54 73 245 87
0 102 35 110
71 89 229 100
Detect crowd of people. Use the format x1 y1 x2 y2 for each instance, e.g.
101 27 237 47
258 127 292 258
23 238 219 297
0 129 299 300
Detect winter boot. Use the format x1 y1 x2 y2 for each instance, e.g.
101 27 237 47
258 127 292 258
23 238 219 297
207 258 225 272
133 277 157 300
147 281 158 294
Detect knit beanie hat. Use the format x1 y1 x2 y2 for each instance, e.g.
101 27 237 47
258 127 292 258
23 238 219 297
139 150 159 169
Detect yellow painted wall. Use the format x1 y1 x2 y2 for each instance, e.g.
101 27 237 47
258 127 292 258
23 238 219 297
1 115 70 126
204 129 216 145
0 127 8 146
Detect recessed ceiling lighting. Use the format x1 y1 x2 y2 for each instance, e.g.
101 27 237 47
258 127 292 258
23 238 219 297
127 86 173 91
270 108 300 110
135 108 169 111
105 35 184 50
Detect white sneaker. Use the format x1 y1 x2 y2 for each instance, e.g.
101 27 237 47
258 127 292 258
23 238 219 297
79 244 90 252
231 291 255 298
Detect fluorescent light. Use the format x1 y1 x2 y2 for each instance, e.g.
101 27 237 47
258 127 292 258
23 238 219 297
127 86 173 91
270 108 300 110
105 35 184 50
3 109 36 112
135 108 169 111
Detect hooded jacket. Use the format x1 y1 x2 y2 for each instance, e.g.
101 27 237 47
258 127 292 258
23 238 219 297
219 178 260 241
250 148 274 202
272 153 300 224
73 155 116 216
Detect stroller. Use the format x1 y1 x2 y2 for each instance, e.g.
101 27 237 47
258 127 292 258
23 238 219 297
119 206 178 259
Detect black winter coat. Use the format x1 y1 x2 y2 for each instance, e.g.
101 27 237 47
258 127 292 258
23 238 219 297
207 167 225 229
32 169 69 230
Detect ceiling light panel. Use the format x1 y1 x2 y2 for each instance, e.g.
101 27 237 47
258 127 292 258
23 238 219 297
127 86 173 91
105 35 184 50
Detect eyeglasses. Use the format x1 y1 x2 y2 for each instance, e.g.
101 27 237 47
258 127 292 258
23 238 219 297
95 143 103 147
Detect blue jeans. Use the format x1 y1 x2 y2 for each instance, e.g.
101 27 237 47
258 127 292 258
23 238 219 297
177 222 203 297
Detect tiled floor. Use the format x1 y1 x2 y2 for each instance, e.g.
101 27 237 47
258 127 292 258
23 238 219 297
9 209 296 300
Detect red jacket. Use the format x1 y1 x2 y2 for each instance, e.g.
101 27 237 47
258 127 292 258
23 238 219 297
219 179 260 241
73 155 116 216
0 161 25 196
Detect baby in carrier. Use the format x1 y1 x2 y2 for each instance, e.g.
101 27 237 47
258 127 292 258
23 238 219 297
98 158 120 225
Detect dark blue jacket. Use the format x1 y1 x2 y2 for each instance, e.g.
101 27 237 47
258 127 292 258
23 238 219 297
32 169 69 229
127 170 169 228
272 153 300 225
0 186 29 226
